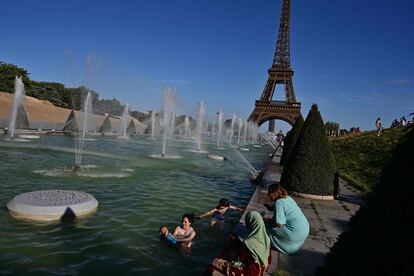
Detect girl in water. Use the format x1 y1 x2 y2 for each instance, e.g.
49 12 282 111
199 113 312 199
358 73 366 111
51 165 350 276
196 198 244 226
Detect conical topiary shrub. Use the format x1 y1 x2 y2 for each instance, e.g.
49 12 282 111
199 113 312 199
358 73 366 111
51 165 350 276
99 116 112 133
15 104 29 129
316 128 414 276
63 110 78 132
127 119 136 134
280 115 304 166
281 104 336 195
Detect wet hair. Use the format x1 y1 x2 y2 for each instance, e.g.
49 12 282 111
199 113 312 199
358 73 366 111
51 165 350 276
182 213 195 224
268 184 288 199
159 225 168 233
217 198 230 208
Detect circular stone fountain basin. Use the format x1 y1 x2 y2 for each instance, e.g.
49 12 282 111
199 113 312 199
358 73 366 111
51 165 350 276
18 134 40 139
7 190 98 221
207 154 227 161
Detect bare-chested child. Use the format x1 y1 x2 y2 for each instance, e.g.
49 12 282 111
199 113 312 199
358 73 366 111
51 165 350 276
196 198 244 226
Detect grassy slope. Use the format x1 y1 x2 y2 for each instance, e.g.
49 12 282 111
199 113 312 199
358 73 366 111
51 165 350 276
330 127 409 192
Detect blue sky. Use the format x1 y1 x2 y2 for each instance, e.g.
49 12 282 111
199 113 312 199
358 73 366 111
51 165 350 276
1 0 413 132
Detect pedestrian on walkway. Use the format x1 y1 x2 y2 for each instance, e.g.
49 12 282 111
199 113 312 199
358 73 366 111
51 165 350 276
264 184 309 254
375 117 382 136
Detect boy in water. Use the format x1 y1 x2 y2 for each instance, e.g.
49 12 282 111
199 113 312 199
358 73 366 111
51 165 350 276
159 226 180 247
196 198 244 226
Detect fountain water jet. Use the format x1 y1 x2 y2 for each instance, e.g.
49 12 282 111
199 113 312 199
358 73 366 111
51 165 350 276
151 110 156 139
184 115 189 138
74 91 93 171
196 101 205 152
8 76 28 139
170 111 176 136
237 118 242 145
119 103 130 138
161 89 173 157
216 110 224 149
228 114 236 145
243 119 248 145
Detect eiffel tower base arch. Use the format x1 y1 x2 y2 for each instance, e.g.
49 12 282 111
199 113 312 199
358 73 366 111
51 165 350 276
248 100 301 127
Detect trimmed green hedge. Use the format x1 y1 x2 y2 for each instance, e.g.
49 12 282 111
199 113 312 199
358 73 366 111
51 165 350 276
280 115 304 166
100 116 112 133
127 119 136 134
63 110 78 132
281 104 336 195
317 128 414 275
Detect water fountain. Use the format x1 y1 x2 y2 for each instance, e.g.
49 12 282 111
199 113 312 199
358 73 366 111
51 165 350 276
184 115 189 138
195 101 206 153
216 110 224 149
150 88 180 159
7 76 30 140
74 91 93 172
170 111 176 136
149 110 156 139
243 119 248 145
237 117 242 145
239 119 250 151
119 102 130 139
229 113 236 146
1 88 274 273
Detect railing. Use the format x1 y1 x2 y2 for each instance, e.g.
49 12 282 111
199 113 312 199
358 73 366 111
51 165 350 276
255 100 301 107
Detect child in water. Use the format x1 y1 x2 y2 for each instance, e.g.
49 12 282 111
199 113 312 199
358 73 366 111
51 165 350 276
196 198 244 226
159 226 180 248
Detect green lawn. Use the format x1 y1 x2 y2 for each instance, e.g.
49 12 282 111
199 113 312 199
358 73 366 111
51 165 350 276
330 127 409 192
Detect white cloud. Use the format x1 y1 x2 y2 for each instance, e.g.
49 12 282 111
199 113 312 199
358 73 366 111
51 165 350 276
385 79 412 85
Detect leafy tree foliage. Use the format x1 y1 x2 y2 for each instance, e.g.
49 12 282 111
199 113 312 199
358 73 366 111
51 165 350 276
317 128 413 275
325 121 340 134
0 62 30 92
0 61 134 116
280 115 304 166
281 104 336 195
93 98 124 116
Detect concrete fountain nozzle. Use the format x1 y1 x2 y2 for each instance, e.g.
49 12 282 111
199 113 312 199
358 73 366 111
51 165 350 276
7 190 98 222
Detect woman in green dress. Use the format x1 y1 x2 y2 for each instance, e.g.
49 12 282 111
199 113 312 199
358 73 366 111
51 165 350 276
265 184 309 254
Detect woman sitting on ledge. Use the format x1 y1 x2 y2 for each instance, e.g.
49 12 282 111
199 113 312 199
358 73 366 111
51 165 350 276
206 211 271 276
264 183 309 254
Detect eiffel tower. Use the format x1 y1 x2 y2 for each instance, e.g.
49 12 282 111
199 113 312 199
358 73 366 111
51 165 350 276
248 0 301 128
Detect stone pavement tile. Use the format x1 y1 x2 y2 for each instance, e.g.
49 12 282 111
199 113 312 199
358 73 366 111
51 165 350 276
236 155 365 276
338 200 361 216
277 241 328 276
265 250 280 276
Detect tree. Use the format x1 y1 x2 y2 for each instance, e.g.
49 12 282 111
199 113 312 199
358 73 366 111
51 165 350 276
325 121 340 135
0 61 30 93
280 115 304 166
281 104 336 195
317 128 413 275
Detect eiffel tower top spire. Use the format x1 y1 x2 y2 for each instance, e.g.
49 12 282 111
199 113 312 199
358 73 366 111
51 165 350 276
248 0 300 127
272 0 291 70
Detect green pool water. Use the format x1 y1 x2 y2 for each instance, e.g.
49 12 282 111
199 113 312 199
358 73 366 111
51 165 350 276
0 135 271 275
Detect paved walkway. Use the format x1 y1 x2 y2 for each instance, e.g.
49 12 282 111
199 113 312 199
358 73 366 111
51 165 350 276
236 150 364 276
